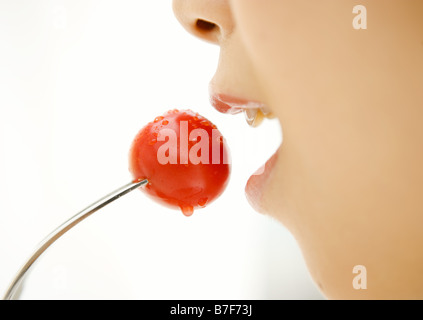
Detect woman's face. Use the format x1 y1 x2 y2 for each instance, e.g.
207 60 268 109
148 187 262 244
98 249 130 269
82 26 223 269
173 0 423 299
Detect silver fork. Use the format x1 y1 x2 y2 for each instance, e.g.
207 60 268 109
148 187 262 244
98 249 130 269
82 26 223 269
2 178 148 300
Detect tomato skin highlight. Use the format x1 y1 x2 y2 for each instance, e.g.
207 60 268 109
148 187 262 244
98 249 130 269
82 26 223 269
129 109 231 216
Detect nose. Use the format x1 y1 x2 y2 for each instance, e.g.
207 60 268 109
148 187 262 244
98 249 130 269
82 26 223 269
172 0 234 44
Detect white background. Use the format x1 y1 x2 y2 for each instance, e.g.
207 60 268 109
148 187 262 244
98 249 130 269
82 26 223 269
0 0 323 299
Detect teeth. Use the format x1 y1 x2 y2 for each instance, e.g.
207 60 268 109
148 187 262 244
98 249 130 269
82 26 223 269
244 108 257 126
260 106 272 116
244 108 273 127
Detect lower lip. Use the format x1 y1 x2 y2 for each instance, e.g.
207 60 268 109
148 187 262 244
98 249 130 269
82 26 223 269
245 148 279 214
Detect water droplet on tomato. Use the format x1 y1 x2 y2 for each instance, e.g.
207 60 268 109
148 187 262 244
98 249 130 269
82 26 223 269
162 120 169 125
198 197 208 207
180 205 194 217
154 116 164 123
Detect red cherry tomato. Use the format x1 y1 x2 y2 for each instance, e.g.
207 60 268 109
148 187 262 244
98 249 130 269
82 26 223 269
129 109 231 216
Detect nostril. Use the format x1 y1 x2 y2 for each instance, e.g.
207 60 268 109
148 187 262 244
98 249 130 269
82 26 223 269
195 19 217 32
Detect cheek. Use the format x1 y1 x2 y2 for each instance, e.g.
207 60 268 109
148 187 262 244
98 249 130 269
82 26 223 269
232 0 423 299
230 0 375 120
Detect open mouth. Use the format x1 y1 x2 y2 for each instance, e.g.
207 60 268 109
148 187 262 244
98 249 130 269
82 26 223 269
209 91 280 213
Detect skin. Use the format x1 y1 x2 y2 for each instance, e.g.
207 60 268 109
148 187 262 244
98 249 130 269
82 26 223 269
172 0 423 299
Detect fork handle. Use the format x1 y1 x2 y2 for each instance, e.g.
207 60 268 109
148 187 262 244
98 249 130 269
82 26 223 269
3 179 148 300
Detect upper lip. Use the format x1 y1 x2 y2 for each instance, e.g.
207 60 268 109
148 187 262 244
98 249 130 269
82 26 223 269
209 92 266 115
